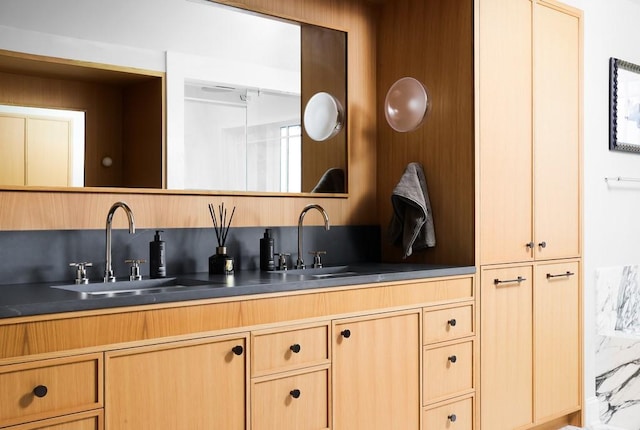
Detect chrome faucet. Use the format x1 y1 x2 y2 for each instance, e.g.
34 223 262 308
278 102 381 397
104 201 135 282
296 204 330 269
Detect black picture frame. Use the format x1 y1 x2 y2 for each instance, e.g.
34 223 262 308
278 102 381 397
610 57 640 153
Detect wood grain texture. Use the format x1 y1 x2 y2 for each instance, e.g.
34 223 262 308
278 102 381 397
251 366 330 430
2 410 102 430
478 0 534 264
423 395 474 430
423 339 474 404
0 353 102 428
251 324 329 377
332 311 420 429
376 0 475 266
0 276 473 360
0 0 378 230
105 335 247 430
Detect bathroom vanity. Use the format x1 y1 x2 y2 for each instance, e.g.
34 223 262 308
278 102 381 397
0 266 475 430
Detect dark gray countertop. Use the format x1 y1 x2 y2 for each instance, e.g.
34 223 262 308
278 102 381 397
0 263 475 319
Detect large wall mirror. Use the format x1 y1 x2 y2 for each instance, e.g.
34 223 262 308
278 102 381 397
0 0 347 194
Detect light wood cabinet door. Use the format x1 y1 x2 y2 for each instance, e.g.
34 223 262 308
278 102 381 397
480 266 533 430
105 335 247 430
479 0 534 265
332 311 420 430
252 367 329 430
423 396 474 430
4 410 102 430
0 115 25 186
26 118 71 187
534 261 580 421
0 354 102 428
533 1 581 260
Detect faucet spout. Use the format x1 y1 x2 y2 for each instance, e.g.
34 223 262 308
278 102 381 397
296 204 330 270
104 201 136 282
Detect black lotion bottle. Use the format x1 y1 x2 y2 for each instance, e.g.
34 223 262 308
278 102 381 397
260 228 275 271
150 230 166 278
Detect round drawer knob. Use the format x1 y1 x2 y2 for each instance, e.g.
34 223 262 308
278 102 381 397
341 329 351 338
448 414 457 422
447 319 457 327
290 344 301 353
448 355 457 363
231 345 244 356
33 385 48 398
290 389 301 399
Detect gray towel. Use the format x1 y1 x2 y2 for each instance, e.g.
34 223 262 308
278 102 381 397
389 162 435 258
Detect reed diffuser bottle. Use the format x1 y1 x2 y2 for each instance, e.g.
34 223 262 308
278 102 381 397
208 202 236 275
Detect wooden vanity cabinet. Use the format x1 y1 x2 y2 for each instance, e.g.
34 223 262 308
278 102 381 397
332 311 421 430
104 334 248 430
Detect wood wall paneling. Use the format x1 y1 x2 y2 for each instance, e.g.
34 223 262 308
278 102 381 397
376 0 475 266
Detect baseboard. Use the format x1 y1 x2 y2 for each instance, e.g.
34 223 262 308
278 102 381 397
584 395 601 428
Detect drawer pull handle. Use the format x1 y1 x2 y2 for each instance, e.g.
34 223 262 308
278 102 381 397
290 344 301 353
33 385 48 398
448 414 457 422
538 241 547 249
231 345 244 356
494 276 526 285
290 389 301 399
546 271 575 279
525 241 535 250
448 355 457 364
447 319 457 327
341 329 351 338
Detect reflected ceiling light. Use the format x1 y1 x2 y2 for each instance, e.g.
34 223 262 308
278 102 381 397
303 92 344 141
384 77 430 132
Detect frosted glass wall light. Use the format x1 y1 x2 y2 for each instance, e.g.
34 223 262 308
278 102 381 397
303 92 344 141
384 77 430 132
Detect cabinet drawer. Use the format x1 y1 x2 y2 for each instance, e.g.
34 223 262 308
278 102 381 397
423 305 473 344
424 341 474 404
252 324 329 376
4 410 102 430
0 353 102 427
252 367 329 430
423 396 474 430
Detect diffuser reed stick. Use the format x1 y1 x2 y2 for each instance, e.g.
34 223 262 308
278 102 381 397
208 202 236 247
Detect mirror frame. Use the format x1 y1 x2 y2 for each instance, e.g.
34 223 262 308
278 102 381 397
610 57 640 154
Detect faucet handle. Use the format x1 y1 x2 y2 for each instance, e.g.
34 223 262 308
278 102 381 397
69 262 92 285
275 253 290 271
125 259 146 281
309 251 326 269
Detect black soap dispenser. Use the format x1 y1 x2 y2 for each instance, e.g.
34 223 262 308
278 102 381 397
260 228 275 271
150 230 166 278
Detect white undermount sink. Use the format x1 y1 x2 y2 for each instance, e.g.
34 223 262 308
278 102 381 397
270 265 360 279
51 277 211 297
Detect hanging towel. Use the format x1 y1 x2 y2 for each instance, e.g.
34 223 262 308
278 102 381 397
389 162 436 258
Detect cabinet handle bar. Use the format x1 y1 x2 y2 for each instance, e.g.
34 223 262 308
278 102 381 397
494 276 526 285
546 271 575 279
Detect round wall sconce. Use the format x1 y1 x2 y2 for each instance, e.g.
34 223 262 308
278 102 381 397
303 92 344 141
384 77 430 132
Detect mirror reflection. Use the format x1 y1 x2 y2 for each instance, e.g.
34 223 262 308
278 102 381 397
0 0 348 194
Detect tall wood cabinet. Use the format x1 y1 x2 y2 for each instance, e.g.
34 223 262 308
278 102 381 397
478 0 582 428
